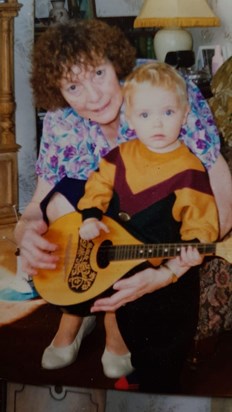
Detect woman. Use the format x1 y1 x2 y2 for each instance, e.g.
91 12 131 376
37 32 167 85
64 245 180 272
15 19 137 378
14 19 232 389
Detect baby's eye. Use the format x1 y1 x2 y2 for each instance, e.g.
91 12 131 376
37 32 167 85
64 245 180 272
140 112 149 118
165 109 174 116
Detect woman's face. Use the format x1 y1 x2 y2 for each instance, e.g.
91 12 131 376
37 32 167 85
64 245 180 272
60 59 123 125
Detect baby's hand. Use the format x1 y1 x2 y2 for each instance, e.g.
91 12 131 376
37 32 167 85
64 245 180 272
79 218 109 240
174 245 204 270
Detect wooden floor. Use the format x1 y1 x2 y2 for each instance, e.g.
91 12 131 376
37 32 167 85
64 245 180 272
0 299 232 397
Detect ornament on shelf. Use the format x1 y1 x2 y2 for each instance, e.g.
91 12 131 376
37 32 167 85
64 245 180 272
49 0 69 25
211 45 224 76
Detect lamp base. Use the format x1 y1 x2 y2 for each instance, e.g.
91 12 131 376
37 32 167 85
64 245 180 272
154 27 193 62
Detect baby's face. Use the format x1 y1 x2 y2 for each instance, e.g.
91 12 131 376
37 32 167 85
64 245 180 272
127 83 189 153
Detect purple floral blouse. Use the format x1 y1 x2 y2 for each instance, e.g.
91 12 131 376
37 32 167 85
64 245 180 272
36 69 220 187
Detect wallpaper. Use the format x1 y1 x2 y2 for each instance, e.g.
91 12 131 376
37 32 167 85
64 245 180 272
15 0 37 212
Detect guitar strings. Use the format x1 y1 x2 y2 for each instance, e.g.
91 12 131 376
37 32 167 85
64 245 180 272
47 242 232 260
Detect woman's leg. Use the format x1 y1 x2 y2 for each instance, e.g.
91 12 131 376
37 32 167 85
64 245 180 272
102 312 134 378
47 193 84 346
104 312 129 355
51 313 83 347
41 192 96 368
41 312 96 369
116 267 200 393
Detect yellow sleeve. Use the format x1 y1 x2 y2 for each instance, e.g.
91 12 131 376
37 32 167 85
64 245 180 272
173 188 219 242
78 158 116 214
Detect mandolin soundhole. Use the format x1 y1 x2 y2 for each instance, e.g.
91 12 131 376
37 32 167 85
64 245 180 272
97 240 112 268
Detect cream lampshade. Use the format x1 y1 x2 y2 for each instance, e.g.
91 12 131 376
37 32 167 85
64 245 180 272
134 0 220 62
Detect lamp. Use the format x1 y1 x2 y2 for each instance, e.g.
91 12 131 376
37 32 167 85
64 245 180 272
134 0 220 62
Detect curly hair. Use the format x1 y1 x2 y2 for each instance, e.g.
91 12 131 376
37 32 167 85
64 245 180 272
31 19 136 111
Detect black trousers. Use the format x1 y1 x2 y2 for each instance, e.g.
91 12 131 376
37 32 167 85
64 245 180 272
116 266 200 393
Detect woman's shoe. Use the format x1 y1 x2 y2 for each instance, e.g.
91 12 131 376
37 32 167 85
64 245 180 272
101 348 135 379
41 316 96 369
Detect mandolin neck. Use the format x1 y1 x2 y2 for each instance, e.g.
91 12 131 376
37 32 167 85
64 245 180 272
110 242 216 261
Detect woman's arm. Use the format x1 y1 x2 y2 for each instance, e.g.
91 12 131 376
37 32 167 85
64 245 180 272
14 177 58 274
183 80 232 238
91 246 203 312
208 153 232 238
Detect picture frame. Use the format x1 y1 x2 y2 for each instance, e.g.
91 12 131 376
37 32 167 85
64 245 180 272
196 45 217 75
94 0 143 17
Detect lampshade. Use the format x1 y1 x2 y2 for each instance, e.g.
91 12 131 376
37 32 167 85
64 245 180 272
134 0 220 62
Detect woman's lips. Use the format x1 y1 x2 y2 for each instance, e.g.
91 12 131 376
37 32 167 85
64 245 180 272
92 101 110 113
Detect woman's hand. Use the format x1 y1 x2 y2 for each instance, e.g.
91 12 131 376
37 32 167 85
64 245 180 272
91 245 203 312
91 266 167 312
14 177 62 275
18 219 58 275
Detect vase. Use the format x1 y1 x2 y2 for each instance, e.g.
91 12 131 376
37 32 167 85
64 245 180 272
49 0 69 25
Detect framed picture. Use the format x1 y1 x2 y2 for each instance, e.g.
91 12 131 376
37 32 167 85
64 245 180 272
94 0 143 17
196 45 217 75
67 0 95 19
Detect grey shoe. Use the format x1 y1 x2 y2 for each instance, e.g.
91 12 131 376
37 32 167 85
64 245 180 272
101 348 135 379
41 316 96 369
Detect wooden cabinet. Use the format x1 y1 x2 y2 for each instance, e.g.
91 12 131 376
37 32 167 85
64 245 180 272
0 0 22 228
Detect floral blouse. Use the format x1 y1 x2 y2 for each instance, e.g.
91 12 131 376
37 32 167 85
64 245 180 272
36 68 220 187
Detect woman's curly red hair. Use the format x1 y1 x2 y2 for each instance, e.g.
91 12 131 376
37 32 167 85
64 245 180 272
31 19 136 111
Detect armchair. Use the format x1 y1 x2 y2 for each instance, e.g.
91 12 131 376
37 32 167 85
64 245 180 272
191 56 232 363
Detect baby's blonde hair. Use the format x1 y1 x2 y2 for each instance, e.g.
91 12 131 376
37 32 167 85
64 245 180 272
123 62 188 115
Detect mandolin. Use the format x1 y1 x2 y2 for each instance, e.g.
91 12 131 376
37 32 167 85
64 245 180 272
34 212 232 306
